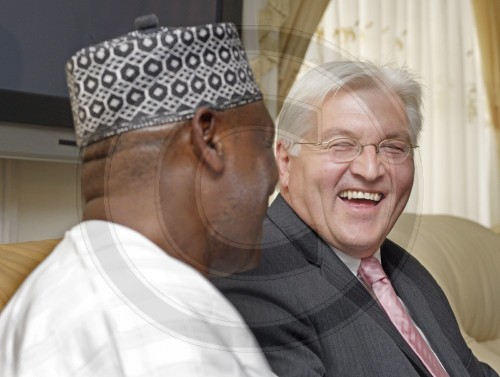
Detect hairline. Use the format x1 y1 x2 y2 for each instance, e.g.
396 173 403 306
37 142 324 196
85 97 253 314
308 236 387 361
276 61 423 156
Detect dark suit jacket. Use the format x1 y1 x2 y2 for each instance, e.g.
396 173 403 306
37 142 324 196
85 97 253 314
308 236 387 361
214 195 498 377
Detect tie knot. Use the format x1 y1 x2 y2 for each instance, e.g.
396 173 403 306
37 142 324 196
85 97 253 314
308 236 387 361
358 256 388 286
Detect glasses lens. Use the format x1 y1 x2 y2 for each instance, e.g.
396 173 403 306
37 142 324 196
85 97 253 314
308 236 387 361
327 138 360 163
379 140 410 163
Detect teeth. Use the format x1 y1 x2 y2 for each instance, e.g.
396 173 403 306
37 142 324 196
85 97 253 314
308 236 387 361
339 190 382 202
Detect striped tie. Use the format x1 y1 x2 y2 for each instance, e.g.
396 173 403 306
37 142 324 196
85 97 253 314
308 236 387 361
358 257 449 377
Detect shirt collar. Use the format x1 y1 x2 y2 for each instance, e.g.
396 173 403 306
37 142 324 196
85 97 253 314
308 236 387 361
332 247 381 276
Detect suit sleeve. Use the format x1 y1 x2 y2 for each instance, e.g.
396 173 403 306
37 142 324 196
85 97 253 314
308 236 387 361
479 362 500 377
215 277 326 377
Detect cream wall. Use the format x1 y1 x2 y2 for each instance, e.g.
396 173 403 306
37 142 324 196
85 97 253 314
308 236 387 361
0 159 80 243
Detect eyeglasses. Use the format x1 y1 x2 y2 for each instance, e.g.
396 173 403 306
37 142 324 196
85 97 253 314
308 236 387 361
296 137 418 164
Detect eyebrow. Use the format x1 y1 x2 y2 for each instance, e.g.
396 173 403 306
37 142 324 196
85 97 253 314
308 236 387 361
318 128 411 141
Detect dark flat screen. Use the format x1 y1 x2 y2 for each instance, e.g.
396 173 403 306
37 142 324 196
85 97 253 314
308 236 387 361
0 0 241 128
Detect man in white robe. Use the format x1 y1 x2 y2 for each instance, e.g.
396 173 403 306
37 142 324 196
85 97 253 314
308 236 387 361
0 18 278 377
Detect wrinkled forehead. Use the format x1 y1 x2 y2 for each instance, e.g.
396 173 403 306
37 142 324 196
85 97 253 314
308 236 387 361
310 86 411 141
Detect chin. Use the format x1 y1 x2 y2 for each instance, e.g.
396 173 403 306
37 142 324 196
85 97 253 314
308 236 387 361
335 230 386 257
208 246 261 278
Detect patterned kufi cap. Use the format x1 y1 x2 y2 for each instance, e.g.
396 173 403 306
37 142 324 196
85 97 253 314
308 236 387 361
66 21 262 147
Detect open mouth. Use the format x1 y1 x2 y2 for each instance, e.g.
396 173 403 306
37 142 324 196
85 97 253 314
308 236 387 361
338 190 383 205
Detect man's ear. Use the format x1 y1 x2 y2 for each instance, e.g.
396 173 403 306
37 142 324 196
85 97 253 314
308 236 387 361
191 107 224 174
276 140 291 188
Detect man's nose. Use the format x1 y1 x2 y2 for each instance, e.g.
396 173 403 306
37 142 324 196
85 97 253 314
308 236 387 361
349 144 385 181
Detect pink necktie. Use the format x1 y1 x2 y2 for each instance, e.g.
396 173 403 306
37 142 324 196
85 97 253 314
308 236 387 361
358 257 449 377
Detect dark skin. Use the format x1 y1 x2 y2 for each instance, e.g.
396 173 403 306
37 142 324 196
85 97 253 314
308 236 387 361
81 101 278 277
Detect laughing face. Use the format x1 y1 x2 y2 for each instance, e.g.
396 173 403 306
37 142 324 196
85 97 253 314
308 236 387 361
277 86 415 258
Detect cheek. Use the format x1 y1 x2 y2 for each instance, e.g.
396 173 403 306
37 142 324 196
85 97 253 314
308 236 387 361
260 152 278 194
289 160 348 219
308 161 347 194
392 164 415 203
266 149 278 184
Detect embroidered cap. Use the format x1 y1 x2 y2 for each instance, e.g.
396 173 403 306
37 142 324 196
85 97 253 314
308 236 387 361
66 21 262 147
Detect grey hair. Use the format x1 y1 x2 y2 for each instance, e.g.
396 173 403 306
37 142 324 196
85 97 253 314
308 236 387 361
277 60 423 155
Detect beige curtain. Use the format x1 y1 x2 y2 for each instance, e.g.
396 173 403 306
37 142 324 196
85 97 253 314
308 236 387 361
253 0 329 109
472 0 500 132
299 0 500 228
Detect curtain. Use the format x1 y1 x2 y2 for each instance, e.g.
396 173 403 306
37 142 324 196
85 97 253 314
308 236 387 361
242 0 329 116
472 0 500 132
298 0 500 227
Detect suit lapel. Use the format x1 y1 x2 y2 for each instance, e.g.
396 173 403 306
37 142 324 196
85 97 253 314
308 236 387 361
322 246 432 377
383 242 469 376
266 195 325 266
268 196 432 377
